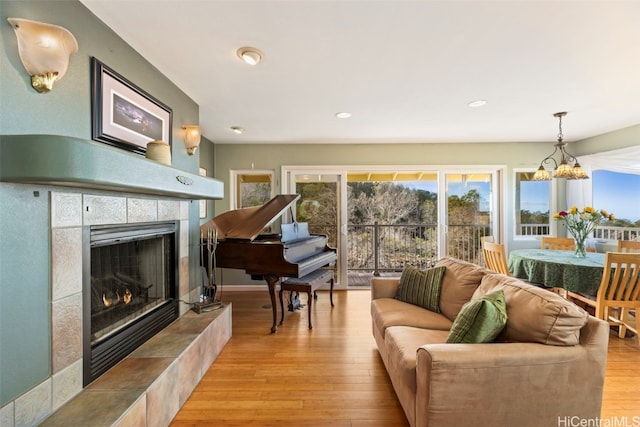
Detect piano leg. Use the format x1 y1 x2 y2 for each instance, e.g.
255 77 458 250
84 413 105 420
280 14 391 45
265 274 280 333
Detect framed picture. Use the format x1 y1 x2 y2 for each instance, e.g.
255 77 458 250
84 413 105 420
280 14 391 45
199 168 207 218
91 57 172 155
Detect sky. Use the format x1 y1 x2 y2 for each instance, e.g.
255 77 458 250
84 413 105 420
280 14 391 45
402 170 640 222
592 170 640 222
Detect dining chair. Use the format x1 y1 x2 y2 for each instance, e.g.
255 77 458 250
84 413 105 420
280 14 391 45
481 235 495 244
482 241 510 276
566 252 640 344
541 236 575 250
618 240 640 253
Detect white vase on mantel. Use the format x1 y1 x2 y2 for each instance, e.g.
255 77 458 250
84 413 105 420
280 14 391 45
146 140 171 165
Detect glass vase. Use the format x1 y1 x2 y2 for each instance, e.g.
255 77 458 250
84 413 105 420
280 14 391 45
574 238 587 258
567 229 588 258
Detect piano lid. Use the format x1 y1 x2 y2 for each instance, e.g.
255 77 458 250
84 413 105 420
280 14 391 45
209 194 300 241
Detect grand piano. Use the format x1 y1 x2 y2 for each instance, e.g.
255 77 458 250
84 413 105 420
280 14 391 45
202 194 337 332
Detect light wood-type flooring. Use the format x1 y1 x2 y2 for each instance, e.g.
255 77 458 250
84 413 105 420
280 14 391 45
171 289 639 426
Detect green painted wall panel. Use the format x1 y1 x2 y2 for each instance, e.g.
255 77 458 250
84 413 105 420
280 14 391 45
0 0 205 405
0 184 50 404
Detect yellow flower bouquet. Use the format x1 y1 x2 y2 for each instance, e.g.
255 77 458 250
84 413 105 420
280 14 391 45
553 206 614 257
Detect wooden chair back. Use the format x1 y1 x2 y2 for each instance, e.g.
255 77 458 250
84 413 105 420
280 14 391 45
482 241 510 276
541 236 575 250
596 252 640 339
568 252 640 343
617 240 640 253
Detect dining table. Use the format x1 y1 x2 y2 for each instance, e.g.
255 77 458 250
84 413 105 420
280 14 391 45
507 248 605 296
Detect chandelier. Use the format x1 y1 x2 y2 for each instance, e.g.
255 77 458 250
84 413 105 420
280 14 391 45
532 112 589 181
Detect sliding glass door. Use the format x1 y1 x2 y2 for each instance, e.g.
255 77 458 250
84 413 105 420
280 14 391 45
284 171 345 286
442 172 497 265
283 166 502 287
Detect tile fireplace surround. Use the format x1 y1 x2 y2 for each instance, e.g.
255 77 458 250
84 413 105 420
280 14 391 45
0 135 229 426
1 191 232 426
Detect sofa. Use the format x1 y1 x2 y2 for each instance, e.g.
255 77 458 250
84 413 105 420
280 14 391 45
371 257 609 427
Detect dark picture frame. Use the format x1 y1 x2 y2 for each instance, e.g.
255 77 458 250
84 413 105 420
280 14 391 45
91 57 172 155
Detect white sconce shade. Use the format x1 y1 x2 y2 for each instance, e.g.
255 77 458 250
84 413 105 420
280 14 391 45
183 125 201 155
8 18 78 93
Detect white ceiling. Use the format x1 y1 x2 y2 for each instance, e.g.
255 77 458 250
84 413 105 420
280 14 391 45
80 0 640 145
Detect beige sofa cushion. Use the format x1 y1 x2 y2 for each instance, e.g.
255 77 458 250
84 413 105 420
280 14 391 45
384 326 450 427
435 257 487 321
473 273 589 346
371 298 453 338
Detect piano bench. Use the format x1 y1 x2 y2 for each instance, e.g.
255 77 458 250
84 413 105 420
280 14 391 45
279 269 334 329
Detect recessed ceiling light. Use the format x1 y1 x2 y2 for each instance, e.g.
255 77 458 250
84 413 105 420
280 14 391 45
230 126 244 134
335 112 352 119
468 100 487 108
236 47 263 65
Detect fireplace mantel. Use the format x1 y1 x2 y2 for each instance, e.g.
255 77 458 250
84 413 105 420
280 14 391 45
0 134 223 200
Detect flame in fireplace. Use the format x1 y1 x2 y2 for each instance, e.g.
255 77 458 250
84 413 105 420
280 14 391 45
102 288 133 307
123 289 132 304
102 292 112 307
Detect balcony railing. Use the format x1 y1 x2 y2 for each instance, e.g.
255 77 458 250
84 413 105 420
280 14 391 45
519 224 550 236
593 225 640 241
347 223 640 280
347 222 490 275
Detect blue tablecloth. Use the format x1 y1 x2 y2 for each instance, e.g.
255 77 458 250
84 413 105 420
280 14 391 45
508 249 605 296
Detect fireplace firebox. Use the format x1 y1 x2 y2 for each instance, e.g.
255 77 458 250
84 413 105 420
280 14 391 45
83 221 179 385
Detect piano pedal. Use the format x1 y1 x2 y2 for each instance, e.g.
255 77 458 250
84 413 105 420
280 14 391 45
288 291 303 312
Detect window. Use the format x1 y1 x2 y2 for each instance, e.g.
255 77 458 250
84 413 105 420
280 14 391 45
230 170 274 209
592 170 640 239
514 170 551 236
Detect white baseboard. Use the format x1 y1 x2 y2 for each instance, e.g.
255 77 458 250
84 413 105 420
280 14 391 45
215 283 346 292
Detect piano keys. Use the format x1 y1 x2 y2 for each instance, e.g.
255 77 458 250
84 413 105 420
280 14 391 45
201 194 337 332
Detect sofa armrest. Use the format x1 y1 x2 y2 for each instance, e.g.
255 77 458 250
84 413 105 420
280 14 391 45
370 277 400 300
415 339 607 427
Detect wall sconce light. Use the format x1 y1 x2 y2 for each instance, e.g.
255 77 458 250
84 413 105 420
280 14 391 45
183 125 201 155
8 18 78 93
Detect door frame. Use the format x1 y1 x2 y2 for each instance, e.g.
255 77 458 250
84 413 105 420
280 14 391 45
439 167 505 258
282 167 348 287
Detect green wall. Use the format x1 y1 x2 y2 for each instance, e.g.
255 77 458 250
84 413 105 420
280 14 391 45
212 128 640 259
0 184 50 406
213 141 545 211
574 124 640 156
0 0 203 405
199 137 216 224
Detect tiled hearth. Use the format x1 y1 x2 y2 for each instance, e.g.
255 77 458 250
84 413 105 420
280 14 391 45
41 303 231 426
0 190 231 426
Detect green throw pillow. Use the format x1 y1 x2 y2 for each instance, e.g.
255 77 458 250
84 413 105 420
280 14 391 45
395 265 446 313
446 290 507 343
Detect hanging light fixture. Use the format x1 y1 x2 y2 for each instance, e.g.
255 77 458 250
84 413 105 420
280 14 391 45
532 112 589 181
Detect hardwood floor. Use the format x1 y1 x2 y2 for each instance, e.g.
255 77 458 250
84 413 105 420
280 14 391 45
171 289 639 426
